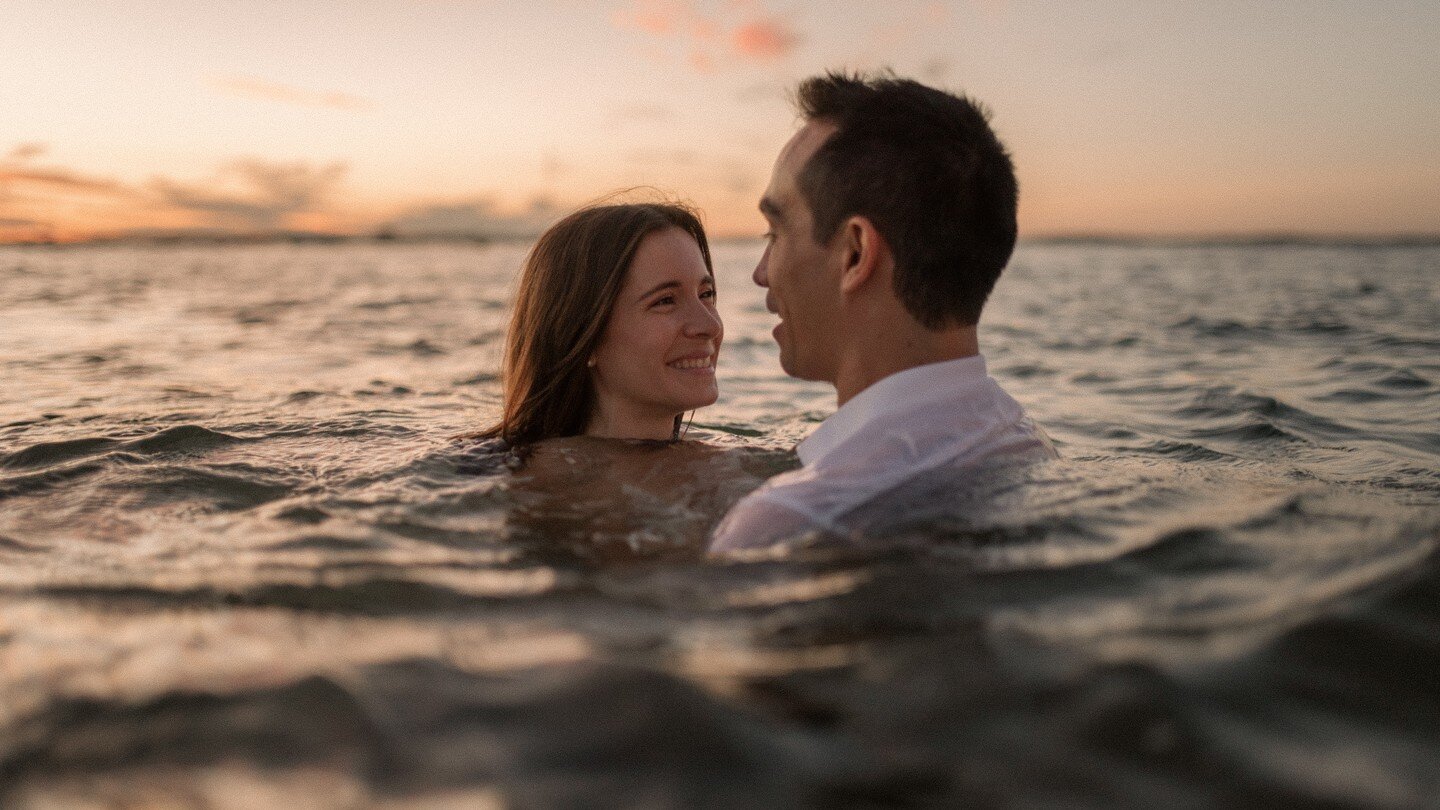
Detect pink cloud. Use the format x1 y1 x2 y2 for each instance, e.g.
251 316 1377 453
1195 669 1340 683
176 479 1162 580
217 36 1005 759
731 17 799 59
614 0 801 70
688 48 716 73
209 76 372 111
691 18 720 41
612 0 688 35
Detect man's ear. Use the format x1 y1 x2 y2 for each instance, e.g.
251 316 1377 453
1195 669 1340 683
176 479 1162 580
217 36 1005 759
838 215 886 296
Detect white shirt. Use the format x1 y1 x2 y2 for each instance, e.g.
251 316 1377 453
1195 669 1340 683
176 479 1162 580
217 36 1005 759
708 354 1055 553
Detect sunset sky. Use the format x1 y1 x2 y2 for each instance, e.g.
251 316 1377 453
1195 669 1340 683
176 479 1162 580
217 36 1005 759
3 1 1438 242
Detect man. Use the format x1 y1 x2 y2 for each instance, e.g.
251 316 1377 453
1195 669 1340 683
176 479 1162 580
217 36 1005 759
709 71 1055 554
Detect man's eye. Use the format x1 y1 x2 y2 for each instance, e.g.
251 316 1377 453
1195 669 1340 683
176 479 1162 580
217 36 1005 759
762 231 776 242
700 289 716 300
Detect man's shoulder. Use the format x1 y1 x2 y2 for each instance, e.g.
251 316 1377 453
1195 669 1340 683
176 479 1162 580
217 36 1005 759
708 416 1056 554
740 456 893 517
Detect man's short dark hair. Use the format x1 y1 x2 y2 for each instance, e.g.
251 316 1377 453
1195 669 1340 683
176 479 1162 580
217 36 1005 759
795 70 1018 328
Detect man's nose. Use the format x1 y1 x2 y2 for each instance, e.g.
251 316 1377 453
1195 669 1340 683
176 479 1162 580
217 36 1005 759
753 245 770 287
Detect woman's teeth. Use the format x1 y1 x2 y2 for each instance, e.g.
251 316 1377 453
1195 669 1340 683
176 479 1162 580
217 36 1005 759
669 357 712 370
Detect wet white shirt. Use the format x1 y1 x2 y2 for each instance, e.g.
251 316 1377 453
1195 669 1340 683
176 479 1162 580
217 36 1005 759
708 354 1055 553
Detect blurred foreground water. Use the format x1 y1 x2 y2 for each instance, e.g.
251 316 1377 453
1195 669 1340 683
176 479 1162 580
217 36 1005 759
1 240 1437 807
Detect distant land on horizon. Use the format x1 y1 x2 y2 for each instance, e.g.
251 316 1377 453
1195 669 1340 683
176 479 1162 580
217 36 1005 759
4 229 1439 249
1017 233 1440 248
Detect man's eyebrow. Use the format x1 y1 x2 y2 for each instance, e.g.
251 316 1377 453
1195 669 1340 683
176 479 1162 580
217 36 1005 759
759 197 784 222
633 275 714 303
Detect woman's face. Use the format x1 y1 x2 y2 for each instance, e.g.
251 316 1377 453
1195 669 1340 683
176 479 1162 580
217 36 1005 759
588 227 723 434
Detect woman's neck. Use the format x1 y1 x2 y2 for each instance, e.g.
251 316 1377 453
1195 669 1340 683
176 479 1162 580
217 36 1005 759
584 407 678 441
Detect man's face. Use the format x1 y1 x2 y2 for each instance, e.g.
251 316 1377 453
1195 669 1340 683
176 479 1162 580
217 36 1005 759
755 120 843 383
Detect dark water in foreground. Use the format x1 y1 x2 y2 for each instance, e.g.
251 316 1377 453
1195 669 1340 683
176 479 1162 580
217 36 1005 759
1 241 1437 807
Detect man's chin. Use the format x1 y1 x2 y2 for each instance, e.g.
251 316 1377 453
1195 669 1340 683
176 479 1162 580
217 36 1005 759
778 350 833 384
776 330 830 382
777 351 806 381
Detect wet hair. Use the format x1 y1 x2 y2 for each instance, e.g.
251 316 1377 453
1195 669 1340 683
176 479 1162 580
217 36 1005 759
474 202 713 446
794 70 1018 328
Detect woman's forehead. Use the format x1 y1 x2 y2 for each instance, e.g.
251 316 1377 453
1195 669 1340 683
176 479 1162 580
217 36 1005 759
623 228 711 289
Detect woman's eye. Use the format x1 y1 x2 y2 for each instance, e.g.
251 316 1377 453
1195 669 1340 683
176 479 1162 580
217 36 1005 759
700 289 716 300
652 295 676 307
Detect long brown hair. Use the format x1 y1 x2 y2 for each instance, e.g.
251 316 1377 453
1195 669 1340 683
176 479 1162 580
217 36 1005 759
474 202 713 446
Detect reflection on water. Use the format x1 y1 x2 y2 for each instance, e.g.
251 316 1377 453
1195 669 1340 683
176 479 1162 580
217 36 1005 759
505 436 794 561
0 241 1437 806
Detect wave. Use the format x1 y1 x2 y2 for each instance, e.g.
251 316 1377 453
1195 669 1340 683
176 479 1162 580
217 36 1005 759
1171 387 1360 446
1 425 245 471
0 535 45 553
22 575 540 615
126 464 297 511
1118 526 1256 574
0 659 941 807
1168 314 1365 341
1167 315 1265 339
1375 369 1431 390
0 458 116 501
125 424 247 454
1 437 119 470
1186 419 1302 444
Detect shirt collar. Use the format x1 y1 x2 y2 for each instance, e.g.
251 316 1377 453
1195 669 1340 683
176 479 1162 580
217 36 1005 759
796 354 990 466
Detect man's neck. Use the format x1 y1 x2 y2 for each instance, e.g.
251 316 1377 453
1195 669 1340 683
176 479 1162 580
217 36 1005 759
832 324 979 407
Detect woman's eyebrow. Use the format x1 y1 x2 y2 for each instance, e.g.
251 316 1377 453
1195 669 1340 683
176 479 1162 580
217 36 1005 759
635 280 680 302
634 275 714 303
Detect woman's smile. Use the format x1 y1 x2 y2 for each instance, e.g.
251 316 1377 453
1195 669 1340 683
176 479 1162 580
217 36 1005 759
667 353 716 372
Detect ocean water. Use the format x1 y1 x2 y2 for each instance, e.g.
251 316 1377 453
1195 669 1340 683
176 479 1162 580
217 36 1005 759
1 240 1437 807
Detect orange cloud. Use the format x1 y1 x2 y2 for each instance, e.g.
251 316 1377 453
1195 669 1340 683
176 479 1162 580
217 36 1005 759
0 167 128 194
209 75 372 111
379 197 564 240
150 159 347 230
731 18 799 59
0 217 52 243
6 143 47 161
613 0 800 70
0 152 162 242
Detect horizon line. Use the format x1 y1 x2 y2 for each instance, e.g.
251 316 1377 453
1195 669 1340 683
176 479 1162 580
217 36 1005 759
4 229 1440 249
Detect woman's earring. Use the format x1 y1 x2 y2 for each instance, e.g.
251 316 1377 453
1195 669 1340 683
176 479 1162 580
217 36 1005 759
586 358 596 368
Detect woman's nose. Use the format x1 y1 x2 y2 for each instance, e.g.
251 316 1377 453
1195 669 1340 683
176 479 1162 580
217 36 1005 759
684 299 722 339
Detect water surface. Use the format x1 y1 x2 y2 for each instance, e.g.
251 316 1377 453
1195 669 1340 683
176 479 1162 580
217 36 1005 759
1 241 1437 806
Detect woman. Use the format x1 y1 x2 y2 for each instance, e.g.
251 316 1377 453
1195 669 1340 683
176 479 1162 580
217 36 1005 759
477 201 723 447
470 201 790 559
